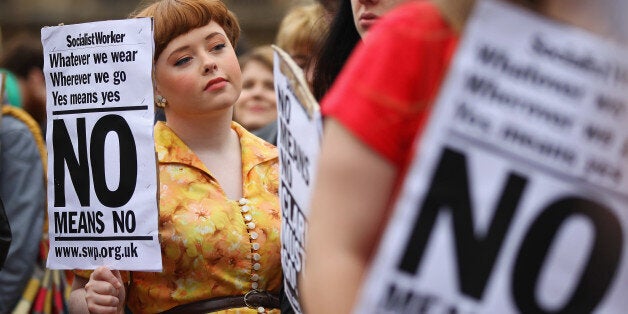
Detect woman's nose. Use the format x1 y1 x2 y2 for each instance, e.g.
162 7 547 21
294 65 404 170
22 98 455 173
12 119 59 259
202 55 217 74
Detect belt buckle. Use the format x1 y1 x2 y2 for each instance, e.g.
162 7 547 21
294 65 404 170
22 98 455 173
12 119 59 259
244 289 260 309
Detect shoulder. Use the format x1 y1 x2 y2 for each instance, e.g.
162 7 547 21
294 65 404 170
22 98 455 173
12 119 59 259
372 1 453 41
1 109 41 161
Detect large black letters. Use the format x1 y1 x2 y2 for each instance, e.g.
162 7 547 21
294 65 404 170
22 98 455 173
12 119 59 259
90 115 137 207
396 146 623 312
54 118 90 206
53 115 137 208
398 147 528 299
512 197 623 313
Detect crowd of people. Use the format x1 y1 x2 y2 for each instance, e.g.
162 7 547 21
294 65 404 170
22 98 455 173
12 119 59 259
0 0 625 313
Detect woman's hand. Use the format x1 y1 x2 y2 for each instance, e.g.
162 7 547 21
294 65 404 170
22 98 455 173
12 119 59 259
83 266 126 314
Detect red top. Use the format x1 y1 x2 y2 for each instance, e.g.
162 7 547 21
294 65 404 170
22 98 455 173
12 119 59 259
322 1 459 176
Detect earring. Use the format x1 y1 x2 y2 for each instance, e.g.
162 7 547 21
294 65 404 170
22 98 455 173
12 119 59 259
155 95 167 108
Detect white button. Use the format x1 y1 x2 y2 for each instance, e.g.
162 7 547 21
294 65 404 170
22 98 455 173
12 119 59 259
239 198 249 205
244 214 252 222
250 232 259 240
241 205 250 213
252 243 260 250
247 222 256 229
257 307 265 313
253 263 261 270
252 282 259 289
253 253 261 261
251 274 259 281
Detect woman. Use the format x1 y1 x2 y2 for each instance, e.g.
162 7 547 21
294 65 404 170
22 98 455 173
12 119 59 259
69 1 282 313
275 2 328 87
304 0 622 312
233 46 278 144
311 0 412 101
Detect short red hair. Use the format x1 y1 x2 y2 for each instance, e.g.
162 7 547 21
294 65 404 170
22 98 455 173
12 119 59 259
131 0 240 61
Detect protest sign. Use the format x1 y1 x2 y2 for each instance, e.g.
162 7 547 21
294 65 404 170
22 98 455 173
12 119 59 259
42 18 161 271
273 45 322 314
354 0 628 313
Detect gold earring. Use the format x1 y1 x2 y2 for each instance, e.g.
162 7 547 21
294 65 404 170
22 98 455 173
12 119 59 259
155 95 167 108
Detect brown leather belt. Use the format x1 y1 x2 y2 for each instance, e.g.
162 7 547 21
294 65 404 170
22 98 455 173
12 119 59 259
159 290 280 313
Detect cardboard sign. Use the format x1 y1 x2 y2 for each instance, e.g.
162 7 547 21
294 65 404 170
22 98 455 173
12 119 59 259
42 18 162 271
273 46 322 314
355 1 628 313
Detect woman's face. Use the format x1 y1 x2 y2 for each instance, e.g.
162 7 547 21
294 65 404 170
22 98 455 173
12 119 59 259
350 0 412 38
233 59 277 131
154 21 242 118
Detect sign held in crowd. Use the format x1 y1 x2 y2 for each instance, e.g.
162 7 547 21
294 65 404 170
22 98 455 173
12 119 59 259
355 0 628 313
42 18 162 271
273 45 323 314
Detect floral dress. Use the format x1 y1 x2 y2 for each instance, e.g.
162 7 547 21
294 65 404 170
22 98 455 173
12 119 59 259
77 121 282 313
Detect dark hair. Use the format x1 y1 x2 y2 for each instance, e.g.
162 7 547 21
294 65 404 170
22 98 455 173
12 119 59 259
311 0 360 101
0 33 44 78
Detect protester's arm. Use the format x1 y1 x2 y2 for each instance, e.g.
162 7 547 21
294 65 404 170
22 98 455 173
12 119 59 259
70 267 126 314
303 119 396 313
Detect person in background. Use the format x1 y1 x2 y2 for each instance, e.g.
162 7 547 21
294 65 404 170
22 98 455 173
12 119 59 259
0 69 23 107
0 34 47 134
237 2 330 146
304 0 625 312
0 89 46 312
311 0 412 101
69 0 283 313
316 0 339 16
233 45 278 144
275 2 329 88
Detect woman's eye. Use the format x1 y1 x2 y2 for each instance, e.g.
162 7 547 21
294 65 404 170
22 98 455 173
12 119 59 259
174 57 192 66
264 81 274 91
212 43 226 52
242 81 254 89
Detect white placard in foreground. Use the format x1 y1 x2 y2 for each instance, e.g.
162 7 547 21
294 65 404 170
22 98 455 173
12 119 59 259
355 1 628 313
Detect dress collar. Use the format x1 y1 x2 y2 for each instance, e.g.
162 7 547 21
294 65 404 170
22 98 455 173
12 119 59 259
154 121 278 177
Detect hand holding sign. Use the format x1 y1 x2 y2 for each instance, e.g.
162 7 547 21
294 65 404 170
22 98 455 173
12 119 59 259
84 267 126 313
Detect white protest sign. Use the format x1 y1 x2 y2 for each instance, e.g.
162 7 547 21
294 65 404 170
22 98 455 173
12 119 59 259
273 46 322 314
355 0 628 313
42 18 162 271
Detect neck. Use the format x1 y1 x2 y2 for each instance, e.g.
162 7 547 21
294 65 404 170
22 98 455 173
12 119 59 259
164 107 235 152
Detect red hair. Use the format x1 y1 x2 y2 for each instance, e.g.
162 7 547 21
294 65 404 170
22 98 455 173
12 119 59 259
131 0 240 60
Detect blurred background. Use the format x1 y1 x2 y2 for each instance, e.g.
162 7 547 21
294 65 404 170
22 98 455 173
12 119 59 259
0 0 314 51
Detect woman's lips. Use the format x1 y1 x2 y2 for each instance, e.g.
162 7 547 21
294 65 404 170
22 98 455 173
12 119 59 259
359 12 379 31
205 77 227 91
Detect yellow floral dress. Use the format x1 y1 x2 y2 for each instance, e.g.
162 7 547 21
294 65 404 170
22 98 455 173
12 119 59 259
77 121 282 313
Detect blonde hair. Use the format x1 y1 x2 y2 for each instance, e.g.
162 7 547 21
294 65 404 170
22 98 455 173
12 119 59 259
275 3 328 57
131 0 240 60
